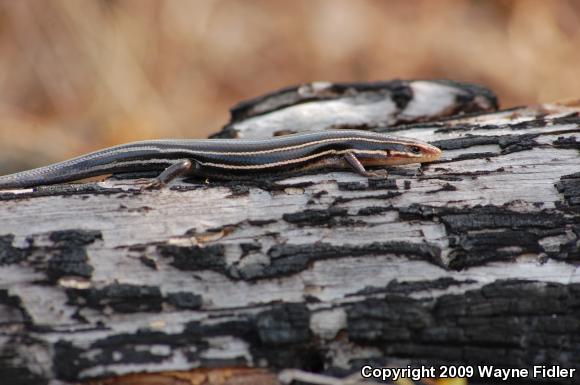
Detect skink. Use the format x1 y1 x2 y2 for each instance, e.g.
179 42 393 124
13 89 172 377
0 130 442 190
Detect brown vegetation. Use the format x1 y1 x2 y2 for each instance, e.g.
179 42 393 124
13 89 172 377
0 0 579 172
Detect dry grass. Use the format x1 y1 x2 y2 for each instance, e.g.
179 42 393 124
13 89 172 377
0 0 579 171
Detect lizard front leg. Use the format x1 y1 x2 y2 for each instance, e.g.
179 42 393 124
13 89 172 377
140 159 196 190
343 152 388 179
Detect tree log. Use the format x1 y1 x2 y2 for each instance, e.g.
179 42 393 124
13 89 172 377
0 80 579 385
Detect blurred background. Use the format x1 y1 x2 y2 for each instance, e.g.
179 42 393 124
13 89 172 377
0 0 579 173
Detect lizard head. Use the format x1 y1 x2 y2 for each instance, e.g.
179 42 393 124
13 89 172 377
358 139 442 166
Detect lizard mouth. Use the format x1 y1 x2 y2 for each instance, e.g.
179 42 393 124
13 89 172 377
361 144 442 166
419 144 443 162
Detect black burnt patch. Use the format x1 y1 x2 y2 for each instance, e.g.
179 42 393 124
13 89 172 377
550 112 580 125
432 79 499 112
49 230 102 246
433 114 577 136
46 248 94 282
400 204 566 232
250 303 322 369
254 241 441 279
433 118 549 134
434 123 501 134
168 184 205 192
450 152 497 161
556 172 580 211
226 184 251 197
400 204 573 268
192 309 321 370
448 230 543 269
332 191 402 205
0 365 48 385
282 208 348 227
422 168 504 180
158 244 226 272
554 136 580 150
0 288 33 325
353 277 476 297
166 292 202 310
1 230 100 283
346 280 580 382
254 303 311 345
66 283 162 313
193 318 255 340
498 134 538 154
433 131 577 157
309 189 329 200
53 328 209 382
368 178 398 190
337 181 368 191
106 324 205 352
139 256 157 270
508 117 548 130
388 80 415 110
206 178 315 195
356 205 393 216
338 178 398 191
53 341 88 382
348 295 433 344
426 183 457 194
187 304 322 370
45 230 101 282
240 242 262 256
0 235 27 265
247 219 277 226
432 135 500 151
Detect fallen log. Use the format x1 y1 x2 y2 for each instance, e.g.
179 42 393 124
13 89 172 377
0 80 578 385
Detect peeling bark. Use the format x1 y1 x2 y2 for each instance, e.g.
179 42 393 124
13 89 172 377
0 80 579 385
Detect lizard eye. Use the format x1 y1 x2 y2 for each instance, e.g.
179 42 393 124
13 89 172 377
408 146 422 154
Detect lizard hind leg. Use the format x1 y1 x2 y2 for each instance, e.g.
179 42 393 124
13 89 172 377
343 152 388 179
140 159 195 190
